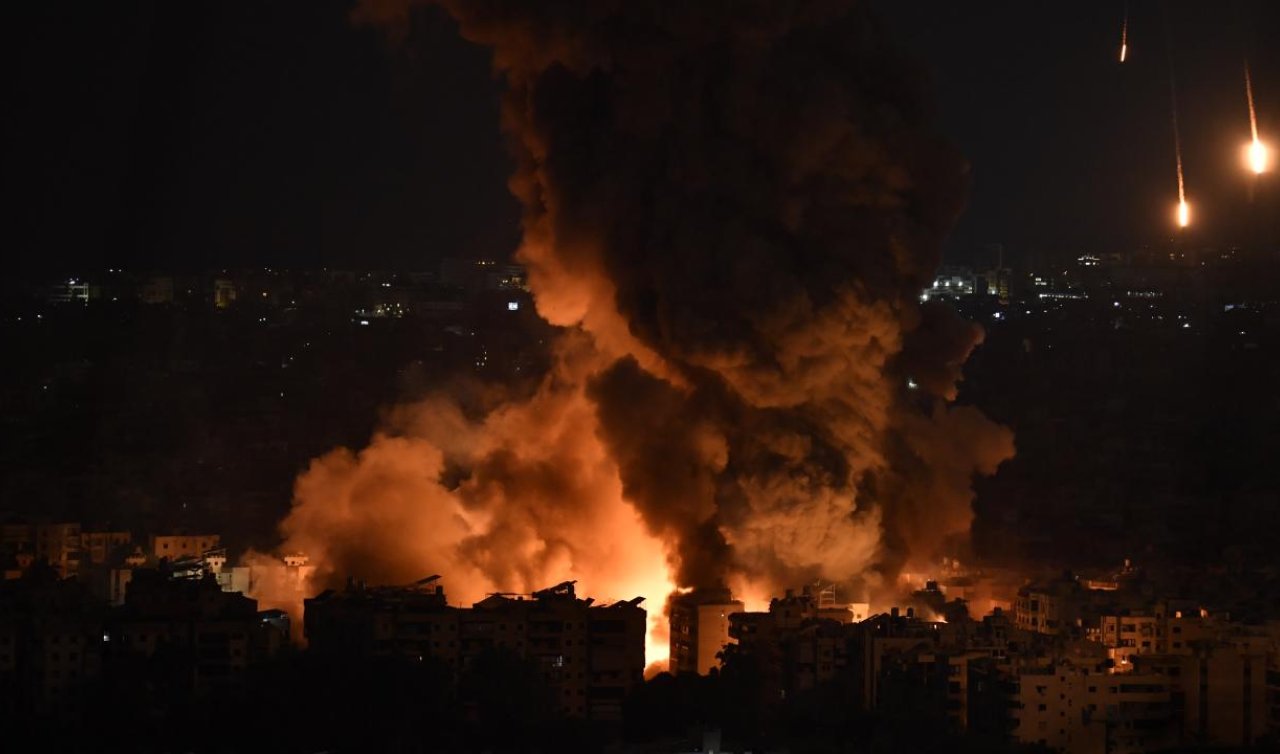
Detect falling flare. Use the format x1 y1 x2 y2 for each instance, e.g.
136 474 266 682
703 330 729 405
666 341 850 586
1175 134 1188 228
1243 62 1270 174
1170 94 1189 228
1119 3 1128 62
1165 16 1189 230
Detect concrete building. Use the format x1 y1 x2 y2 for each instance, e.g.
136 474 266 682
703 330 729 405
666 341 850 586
851 608 944 711
1098 612 1164 668
1 521 34 555
1136 641 1270 747
108 569 270 692
921 266 978 301
725 584 869 695
982 266 1013 303
213 278 237 309
34 523 81 577
1015 577 1086 635
47 279 92 304
149 533 220 562
1013 663 1175 754
669 588 744 676
305 578 647 720
80 530 131 565
0 570 105 720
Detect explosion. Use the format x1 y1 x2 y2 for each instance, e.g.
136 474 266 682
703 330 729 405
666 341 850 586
259 0 1014 667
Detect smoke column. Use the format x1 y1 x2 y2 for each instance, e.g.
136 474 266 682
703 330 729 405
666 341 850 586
264 0 1014 664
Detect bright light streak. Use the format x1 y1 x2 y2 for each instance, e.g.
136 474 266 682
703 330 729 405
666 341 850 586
1243 62 1269 174
1173 148 1189 229
1168 48 1189 229
1245 62 1260 142
1246 139 1270 174
1118 2 1128 62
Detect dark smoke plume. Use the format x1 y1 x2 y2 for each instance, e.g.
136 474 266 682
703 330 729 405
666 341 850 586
266 0 1013 644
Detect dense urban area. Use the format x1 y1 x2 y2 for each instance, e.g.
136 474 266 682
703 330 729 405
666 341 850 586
3 244 1280 752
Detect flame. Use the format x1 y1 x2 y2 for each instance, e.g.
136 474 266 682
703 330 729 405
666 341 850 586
1177 199 1190 228
641 580 676 673
727 574 773 614
1119 43 1127 63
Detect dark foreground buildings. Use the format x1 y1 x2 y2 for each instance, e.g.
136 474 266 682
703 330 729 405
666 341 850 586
0 565 285 727
305 578 646 721
685 576 1280 754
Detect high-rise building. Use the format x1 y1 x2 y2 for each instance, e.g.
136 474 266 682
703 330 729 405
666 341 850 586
34 523 81 577
669 588 744 676
1135 641 1271 747
1013 663 1176 754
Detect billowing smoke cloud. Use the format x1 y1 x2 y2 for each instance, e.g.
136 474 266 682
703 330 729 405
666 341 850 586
276 331 671 602
263 0 1013 650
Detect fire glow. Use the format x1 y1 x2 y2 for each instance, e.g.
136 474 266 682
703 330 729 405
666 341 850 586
1246 140 1270 175
269 0 1014 663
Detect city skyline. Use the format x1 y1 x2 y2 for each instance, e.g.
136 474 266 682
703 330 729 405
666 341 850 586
4 2 1280 751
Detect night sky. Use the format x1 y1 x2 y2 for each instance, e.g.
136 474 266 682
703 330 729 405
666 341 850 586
881 0 1280 265
5 1 1277 276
